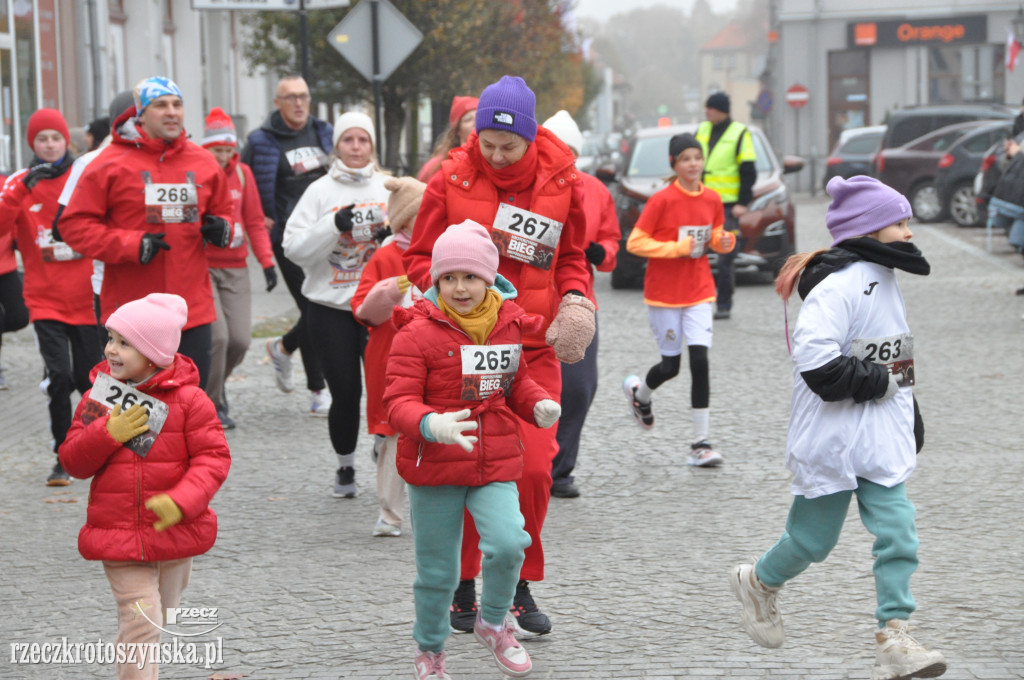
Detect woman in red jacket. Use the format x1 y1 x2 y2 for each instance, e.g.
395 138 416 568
0 166 29 391
384 220 560 680
0 108 100 485
59 293 230 680
403 74 595 635
417 95 478 183
200 108 277 429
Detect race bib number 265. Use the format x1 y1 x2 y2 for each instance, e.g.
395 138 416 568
460 344 521 400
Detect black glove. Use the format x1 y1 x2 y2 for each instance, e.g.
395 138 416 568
334 205 354 233
139 233 170 264
264 266 277 292
24 163 63 190
371 225 392 243
200 215 232 248
585 241 606 266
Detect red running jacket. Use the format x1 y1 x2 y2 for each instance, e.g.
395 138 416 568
0 166 95 325
204 153 274 270
59 355 230 562
58 114 233 329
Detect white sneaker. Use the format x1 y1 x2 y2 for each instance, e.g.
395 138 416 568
373 519 401 537
729 562 784 648
310 389 331 417
872 620 946 680
622 375 654 429
688 440 724 467
265 338 294 393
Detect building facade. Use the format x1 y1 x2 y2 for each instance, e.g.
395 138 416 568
773 0 1023 191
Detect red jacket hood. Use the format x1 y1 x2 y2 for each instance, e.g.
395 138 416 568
111 112 191 157
88 353 201 392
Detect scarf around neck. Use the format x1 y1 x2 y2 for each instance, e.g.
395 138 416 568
797 238 931 300
470 138 538 194
328 157 376 184
439 288 503 345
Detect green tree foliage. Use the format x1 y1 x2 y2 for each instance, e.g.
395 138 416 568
241 0 595 170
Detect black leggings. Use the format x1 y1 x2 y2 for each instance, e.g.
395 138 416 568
0 270 30 350
273 240 326 392
644 345 709 409
35 320 103 450
177 323 213 391
307 304 367 456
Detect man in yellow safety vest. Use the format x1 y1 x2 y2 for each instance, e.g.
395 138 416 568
695 92 756 320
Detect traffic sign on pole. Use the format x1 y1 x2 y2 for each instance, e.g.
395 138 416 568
328 0 422 83
785 83 809 109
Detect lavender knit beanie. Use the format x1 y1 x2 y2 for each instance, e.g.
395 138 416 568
826 175 911 246
475 76 537 142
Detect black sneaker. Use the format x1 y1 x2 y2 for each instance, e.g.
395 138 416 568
450 579 477 633
217 409 236 430
46 461 70 486
332 467 356 498
511 580 551 635
551 481 580 498
714 308 731 320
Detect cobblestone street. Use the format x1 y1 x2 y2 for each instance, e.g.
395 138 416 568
2 195 1022 679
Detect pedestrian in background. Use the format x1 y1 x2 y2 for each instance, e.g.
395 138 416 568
59 293 230 680
0 108 100 485
384 220 560 680
730 176 944 680
622 132 736 467
242 75 332 415
83 116 110 152
283 111 391 499
542 110 620 499
696 92 756 320
200 107 277 430
417 95 478 183
0 174 29 391
352 175 426 537
404 75 595 635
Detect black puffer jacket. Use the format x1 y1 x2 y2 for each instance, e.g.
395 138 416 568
993 150 1024 207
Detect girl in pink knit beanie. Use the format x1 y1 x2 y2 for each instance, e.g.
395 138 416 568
59 293 230 680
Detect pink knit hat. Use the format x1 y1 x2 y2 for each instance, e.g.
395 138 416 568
106 293 188 367
430 220 499 285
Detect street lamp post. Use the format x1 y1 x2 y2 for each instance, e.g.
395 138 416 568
1014 5 1024 43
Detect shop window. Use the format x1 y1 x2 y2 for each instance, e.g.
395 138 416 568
929 45 1004 103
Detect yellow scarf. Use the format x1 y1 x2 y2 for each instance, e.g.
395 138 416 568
438 288 503 345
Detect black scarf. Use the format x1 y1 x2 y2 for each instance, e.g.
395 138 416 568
798 238 930 300
24 152 75 189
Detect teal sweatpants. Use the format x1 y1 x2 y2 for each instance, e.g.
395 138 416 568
755 478 919 624
408 481 531 653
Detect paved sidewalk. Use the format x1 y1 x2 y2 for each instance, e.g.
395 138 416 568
1 196 1022 679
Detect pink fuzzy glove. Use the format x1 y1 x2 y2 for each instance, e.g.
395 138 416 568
356 276 407 326
545 293 596 364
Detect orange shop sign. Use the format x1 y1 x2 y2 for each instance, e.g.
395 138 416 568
848 15 985 48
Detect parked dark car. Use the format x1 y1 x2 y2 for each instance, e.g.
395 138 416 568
823 125 885 188
874 120 993 222
610 123 804 290
878 103 1015 152
973 132 1024 225
934 121 1012 227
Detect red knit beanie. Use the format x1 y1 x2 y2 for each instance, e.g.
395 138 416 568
27 108 70 146
201 107 236 148
449 96 479 128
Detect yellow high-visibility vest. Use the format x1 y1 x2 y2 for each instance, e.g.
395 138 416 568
695 120 756 203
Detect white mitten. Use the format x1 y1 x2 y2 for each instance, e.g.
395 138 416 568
877 372 900 402
426 409 478 452
533 399 561 428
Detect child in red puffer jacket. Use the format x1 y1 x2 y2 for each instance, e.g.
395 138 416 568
384 220 560 680
59 293 230 680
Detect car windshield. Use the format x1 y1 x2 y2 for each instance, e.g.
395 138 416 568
841 133 882 154
627 131 774 178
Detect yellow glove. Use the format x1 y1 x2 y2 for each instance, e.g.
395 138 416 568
676 235 694 258
106 403 150 443
712 229 737 254
145 494 183 532
396 274 412 294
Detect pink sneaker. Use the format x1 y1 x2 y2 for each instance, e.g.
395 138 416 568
473 613 532 677
413 649 451 680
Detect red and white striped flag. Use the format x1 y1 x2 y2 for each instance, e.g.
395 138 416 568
1008 27 1021 73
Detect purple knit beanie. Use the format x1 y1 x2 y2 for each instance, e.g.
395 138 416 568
825 175 911 246
430 220 499 285
475 76 537 142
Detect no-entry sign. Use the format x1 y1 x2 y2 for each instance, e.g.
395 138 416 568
785 83 809 109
